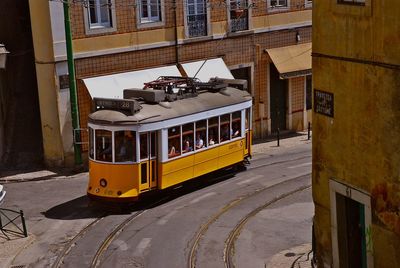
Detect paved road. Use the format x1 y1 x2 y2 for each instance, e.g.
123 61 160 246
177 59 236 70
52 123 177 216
0 134 312 268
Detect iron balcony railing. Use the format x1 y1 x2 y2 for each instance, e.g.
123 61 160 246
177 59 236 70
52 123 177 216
187 14 207 37
230 13 248 32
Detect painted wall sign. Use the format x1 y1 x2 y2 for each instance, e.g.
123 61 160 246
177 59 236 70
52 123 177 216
314 89 334 117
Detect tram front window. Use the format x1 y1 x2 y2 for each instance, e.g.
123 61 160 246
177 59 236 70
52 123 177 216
95 129 112 162
115 131 136 162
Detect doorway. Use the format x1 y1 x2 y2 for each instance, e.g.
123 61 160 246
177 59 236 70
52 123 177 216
139 131 157 192
269 64 287 133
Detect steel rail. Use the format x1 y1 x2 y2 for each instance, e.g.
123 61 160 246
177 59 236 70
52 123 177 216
90 197 170 268
187 173 311 268
223 184 312 268
90 210 146 268
52 215 106 268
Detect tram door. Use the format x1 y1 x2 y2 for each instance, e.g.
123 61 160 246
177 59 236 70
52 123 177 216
139 131 157 192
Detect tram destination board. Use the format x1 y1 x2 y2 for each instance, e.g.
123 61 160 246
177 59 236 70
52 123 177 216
93 98 140 114
314 89 334 117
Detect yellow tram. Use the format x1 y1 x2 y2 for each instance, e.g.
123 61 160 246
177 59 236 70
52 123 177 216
87 77 252 201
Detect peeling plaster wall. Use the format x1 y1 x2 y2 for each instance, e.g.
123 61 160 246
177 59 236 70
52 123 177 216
312 0 400 266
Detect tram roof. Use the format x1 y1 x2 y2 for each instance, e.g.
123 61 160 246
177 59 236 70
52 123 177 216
88 87 252 125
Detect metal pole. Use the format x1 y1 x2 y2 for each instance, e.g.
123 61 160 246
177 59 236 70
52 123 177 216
20 210 28 237
63 2 82 165
277 127 280 147
308 122 311 140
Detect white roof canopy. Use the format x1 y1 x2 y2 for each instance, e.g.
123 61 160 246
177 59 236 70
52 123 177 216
181 58 234 82
82 58 234 99
82 65 181 99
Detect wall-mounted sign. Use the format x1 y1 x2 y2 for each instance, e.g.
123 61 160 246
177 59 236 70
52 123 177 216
314 89 334 117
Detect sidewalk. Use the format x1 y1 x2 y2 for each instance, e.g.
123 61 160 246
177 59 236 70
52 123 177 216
0 131 312 268
252 130 312 155
267 243 314 268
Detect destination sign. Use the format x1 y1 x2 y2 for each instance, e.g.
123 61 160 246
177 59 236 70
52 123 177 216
93 98 139 114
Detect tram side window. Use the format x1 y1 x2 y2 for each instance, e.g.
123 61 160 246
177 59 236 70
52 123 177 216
232 111 241 138
140 133 148 160
220 114 231 142
245 108 251 130
115 130 136 162
95 129 112 162
168 127 181 158
195 120 206 150
89 127 94 159
208 117 219 146
182 123 194 154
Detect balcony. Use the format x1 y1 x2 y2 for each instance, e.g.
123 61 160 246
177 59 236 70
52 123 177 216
230 10 248 32
187 14 207 38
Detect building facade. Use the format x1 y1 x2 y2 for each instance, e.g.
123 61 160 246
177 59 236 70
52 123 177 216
312 0 400 267
29 0 312 166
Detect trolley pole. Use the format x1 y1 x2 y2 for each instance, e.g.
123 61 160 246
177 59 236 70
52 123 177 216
63 2 82 165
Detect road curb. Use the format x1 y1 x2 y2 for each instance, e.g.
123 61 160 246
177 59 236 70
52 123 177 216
266 243 313 268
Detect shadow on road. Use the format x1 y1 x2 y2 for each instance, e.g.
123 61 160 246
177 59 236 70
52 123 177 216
43 195 104 220
43 168 241 220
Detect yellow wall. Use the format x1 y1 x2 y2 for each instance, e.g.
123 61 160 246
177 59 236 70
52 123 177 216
73 11 311 55
312 0 400 266
29 0 65 166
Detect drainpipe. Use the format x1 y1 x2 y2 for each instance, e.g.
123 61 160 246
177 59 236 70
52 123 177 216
63 2 82 166
173 0 179 65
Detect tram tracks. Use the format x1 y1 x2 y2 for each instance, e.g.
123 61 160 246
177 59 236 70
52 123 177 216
188 173 311 268
53 155 311 268
223 184 311 268
52 197 168 268
90 210 147 268
52 215 106 268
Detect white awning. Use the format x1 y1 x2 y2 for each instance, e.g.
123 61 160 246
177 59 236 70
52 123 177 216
82 65 181 99
181 58 234 82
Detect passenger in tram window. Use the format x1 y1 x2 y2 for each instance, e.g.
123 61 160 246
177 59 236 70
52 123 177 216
183 137 193 153
195 133 204 149
118 138 127 158
100 144 112 161
232 122 240 138
168 145 176 157
221 125 230 142
209 134 215 145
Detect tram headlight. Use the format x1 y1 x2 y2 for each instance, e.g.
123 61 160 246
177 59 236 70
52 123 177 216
100 178 107 188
